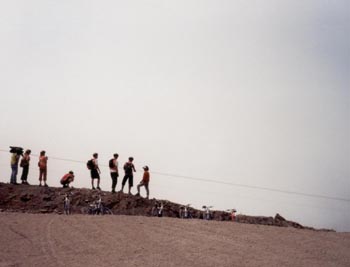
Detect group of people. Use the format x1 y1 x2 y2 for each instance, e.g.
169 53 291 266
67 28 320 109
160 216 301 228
9 147 151 199
86 152 150 198
10 147 48 187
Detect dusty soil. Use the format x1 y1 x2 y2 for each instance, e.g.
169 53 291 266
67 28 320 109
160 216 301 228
0 212 349 267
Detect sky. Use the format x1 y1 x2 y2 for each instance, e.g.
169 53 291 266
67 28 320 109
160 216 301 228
0 0 349 231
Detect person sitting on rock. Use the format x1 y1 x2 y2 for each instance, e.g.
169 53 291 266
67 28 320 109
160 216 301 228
60 171 74 188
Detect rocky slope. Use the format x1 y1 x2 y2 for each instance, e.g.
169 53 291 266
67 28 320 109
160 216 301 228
0 182 330 230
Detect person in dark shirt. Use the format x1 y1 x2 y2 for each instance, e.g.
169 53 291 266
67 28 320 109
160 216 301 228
121 157 136 194
109 153 119 193
90 153 101 190
20 149 31 185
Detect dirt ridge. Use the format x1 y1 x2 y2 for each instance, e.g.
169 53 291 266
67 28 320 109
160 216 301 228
0 182 332 231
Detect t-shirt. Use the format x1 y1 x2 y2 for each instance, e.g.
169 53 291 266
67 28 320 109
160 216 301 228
10 153 19 166
61 173 74 183
124 162 135 175
142 171 150 183
20 154 30 167
39 156 48 169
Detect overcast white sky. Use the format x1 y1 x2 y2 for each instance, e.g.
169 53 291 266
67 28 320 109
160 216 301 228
0 0 349 231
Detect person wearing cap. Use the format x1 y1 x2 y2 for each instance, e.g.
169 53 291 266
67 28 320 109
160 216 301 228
60 171 75 188
135 166 150 199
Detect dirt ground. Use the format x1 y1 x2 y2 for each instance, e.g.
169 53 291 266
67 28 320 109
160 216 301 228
0 213 349 267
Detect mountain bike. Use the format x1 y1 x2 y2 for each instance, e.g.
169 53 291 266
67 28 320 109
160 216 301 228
179 204 192 219
83 196 113 215
151 202 163 217
226 209 237 221
202 205 213 220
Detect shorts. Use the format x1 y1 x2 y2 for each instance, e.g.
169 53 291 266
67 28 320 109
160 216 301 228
122 174 133 187
61 180 69 186
90 169 100 179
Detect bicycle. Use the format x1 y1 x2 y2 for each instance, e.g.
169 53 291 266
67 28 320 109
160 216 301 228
179 204 192 219
226 209 237 221
202 205 213 220
83 196 113 215
151 201 163 217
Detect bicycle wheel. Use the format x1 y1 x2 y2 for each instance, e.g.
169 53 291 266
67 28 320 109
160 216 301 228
103 207 113 215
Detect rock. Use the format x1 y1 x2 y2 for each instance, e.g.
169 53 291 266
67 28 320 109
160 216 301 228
20 194 31 202
40 209 49 213
275 213 286 222
42 195 52 201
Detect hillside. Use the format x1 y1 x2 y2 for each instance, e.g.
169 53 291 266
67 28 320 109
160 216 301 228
0 182 321 230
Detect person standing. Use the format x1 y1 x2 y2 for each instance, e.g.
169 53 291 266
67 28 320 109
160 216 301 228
20 149 31 184
121 157 136 194
109 153 119 193
10 151 21 185
90 153 101 190
38 150 48 187
136 166 150 199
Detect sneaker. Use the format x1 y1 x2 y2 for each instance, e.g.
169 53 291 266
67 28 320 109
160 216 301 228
97 187 101 190
92 187 96 190
135 193 140 197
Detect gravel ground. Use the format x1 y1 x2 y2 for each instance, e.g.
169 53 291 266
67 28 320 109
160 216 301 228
0 212 349 267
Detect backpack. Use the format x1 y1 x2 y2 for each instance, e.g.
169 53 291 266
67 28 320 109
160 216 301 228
109 159 115 168
20 159 25 168
87 159 94 170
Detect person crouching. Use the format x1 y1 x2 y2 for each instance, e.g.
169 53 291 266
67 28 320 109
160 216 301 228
61 171 74 188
